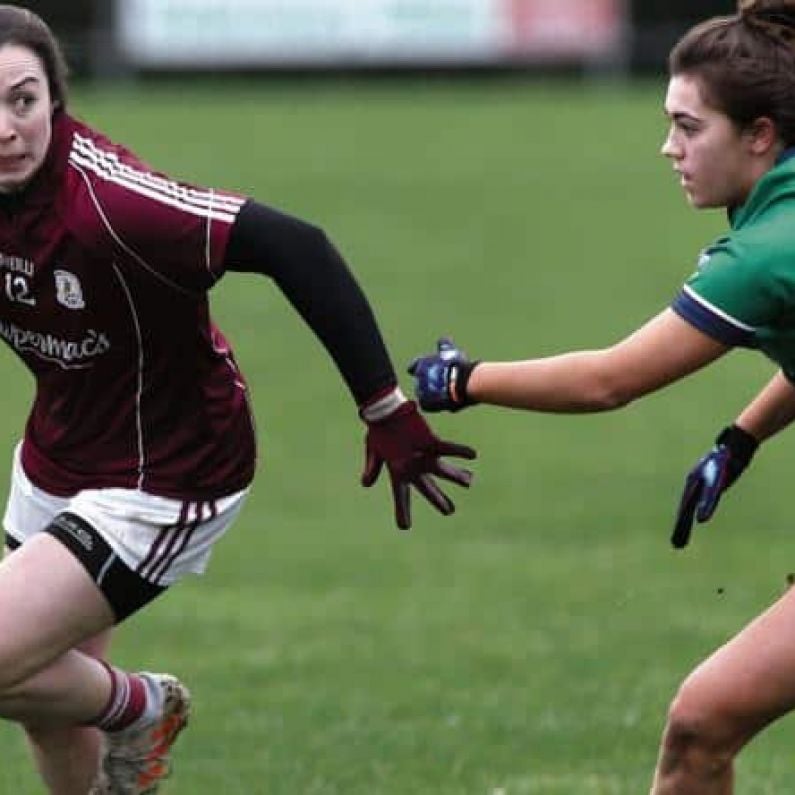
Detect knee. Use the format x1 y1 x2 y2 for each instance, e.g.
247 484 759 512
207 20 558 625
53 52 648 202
659 682 739 778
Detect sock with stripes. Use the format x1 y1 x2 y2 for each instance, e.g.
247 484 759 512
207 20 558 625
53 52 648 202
92 661 161 732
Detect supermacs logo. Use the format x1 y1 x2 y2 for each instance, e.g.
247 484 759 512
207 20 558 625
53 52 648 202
0 319 110 370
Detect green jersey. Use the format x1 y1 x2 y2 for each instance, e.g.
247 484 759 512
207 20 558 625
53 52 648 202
671 151 795 380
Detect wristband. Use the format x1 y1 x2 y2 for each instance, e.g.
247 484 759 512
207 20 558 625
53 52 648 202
451 361 480 407
360 386 408 423
716 424 759 460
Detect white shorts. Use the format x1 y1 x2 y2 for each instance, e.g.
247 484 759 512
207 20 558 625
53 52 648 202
3 444 248 591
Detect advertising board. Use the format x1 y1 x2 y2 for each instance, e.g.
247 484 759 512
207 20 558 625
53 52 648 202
116 0 627 68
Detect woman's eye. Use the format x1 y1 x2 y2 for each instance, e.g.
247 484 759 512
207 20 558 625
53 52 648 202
13 94 35 112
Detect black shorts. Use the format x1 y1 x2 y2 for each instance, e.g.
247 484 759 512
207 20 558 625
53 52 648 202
6 512 168 622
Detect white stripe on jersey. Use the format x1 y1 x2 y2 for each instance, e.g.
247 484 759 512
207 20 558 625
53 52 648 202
111 261 148 490
205 188 216 281
70 135 245 222
71 160 198 296
70 151 240 224
681 284 756 332
72 134 245 214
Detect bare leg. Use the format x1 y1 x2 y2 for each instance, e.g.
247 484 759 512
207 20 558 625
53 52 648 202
22 628 112 795
0 536 116 794
651 584 795 794
25 722 104 795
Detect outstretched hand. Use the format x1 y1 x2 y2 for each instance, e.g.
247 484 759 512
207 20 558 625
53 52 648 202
361 400 476 530
408 337 478 412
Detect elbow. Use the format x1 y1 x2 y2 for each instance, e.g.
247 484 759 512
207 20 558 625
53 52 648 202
580 384 634 412
583 368 639 412
577 348 647 412
589 386 635 411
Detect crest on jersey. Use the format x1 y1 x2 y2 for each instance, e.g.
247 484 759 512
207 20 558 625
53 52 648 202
54 269 85 310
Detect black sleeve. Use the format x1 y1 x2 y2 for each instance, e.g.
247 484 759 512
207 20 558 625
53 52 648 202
223 199 397 406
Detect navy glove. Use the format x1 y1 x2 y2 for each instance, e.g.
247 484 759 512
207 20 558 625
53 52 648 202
671 425 759 549
407 338 479 412
361 397 476 530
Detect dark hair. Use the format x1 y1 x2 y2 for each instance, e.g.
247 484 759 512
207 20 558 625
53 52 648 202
0 5 68 109
669 0 795 145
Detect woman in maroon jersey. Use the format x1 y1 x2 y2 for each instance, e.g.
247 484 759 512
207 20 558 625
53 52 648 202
0 6 476 795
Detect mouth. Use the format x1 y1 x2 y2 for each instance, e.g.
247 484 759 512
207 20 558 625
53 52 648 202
0 154 27 169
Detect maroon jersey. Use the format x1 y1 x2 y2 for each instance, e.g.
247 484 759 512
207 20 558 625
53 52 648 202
0 112 256 499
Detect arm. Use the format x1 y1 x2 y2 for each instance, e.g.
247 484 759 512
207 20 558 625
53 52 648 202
409 305 788 549
223 200 476 529
411 312 795 549
443 308 729 413
409 311 739 549
224 200 396 404
670 371 795 547
734 370 795 441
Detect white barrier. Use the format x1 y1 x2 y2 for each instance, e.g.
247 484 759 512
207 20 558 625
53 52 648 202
115 0 629 68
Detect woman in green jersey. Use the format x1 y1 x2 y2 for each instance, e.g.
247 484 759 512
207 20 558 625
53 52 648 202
410 0 795 792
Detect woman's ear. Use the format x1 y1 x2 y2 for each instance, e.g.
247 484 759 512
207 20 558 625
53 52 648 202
746 116 779 155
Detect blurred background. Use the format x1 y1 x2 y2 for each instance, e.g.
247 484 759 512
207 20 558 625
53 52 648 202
19 0 732 82
7 3 795 794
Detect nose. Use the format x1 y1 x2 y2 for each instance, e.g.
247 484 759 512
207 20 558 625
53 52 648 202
0 111 18 144
661 129 681 160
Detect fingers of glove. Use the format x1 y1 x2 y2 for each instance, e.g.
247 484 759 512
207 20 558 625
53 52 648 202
695 476 727 523
412 473 455 517
437 338 467 364
407 362 452 411
671 477 703 549
408 355 435 377
695 454 728 523
417 396 445 414
434 439 477 460
361 449 383 488
671 512 694 549
428 457 474 488
390 476 411 530
437 337 456 353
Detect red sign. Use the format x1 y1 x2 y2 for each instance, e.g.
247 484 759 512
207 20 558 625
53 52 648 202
502 0 626 56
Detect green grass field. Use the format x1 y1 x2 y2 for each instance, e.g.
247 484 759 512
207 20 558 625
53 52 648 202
1 76 793 793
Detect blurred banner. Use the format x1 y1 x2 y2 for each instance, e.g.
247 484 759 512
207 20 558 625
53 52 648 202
114 0 629 68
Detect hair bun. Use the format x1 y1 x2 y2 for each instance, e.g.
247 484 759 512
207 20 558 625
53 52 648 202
739 0 795 14
739 0 795 42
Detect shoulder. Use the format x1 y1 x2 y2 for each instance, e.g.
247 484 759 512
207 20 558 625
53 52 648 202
692 228 781 294
730 209 795 274
736 161 795 238
678 223 792 333
61 117 246 255
55 115 152 246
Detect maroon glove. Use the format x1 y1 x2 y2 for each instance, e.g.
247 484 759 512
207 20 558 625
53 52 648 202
361 398 476 530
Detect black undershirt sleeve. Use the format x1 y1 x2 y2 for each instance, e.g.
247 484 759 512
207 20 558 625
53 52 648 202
223 199 397 406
